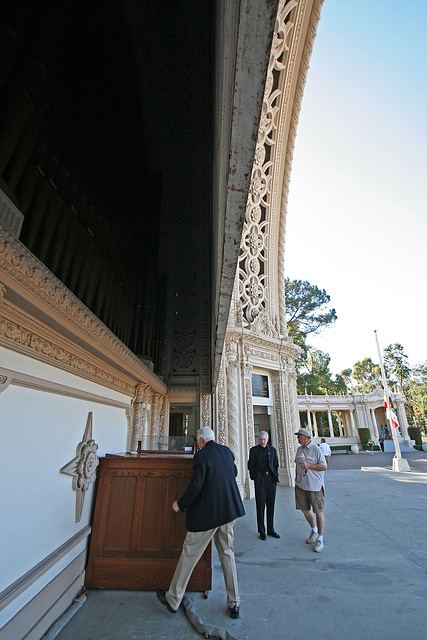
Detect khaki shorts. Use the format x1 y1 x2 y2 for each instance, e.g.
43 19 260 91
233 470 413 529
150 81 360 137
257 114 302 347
295 484 324 513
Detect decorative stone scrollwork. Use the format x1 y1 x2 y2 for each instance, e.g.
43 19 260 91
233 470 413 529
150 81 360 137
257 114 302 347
60 412 99 522
216 363 227 445
238 0 298 325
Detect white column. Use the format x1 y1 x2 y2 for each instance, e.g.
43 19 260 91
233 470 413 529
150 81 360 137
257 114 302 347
337 411 344 438
312 411 318 438
395 400 410 441
350 409 357 437
327 410 333 438
306 408 312 431
370 408 379 439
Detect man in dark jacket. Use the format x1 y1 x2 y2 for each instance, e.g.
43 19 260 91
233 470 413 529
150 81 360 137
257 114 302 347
248 431 280 540
156 427 245 619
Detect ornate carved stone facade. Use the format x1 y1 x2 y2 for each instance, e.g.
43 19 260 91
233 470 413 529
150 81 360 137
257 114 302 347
214 0 323 495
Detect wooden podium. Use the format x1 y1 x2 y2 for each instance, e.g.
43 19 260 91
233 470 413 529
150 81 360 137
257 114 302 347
85 453 212 591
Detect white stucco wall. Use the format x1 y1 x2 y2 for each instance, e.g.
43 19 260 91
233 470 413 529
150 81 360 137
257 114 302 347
0 347 130 627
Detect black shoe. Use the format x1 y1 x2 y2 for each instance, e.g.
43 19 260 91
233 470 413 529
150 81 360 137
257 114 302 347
267 531 280 538
156 589 177 614
259 533 266 540
230 605 239 619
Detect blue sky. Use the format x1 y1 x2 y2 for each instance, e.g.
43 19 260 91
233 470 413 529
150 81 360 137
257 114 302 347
285 0 427 375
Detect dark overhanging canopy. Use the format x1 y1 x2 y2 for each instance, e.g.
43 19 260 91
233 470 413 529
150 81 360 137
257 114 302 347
0 0 279 393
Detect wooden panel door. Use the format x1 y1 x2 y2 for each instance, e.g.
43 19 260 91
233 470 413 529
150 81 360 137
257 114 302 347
85 454 211 591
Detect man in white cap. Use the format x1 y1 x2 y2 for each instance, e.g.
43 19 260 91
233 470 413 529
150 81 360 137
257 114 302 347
294 428 327 552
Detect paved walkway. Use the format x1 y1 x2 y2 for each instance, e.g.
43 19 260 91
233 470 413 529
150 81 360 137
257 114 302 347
53 451 427 640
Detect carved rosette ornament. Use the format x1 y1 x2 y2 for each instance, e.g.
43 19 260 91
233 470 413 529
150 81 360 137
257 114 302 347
60 412 99 522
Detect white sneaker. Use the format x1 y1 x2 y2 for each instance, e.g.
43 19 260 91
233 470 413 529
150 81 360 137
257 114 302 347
305 531 318 544
313 539 324 553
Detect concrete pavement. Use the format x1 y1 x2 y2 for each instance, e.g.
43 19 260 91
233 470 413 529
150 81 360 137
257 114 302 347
52 451 427 640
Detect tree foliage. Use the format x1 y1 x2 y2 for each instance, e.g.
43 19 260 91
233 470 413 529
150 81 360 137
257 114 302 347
297 347 347 395
408 362 427 428
384 343 411 390
284 278 339 393
351 357 382 393
285 278 337 343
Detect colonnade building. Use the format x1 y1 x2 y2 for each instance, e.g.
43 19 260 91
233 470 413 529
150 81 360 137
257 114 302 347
298 388 412 451
0 1 324 638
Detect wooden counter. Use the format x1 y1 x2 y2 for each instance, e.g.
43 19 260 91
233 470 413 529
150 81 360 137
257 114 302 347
85 453 211 591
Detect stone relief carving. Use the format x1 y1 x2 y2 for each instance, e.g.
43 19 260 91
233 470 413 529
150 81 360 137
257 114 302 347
226 358 239 455
0 304 135 395
60 412 99 523
238 0 299 326
0 228 165 393
216 363 227 445
247 308 280 339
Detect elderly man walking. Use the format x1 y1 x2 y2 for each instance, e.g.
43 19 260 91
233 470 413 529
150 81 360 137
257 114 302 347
156 427 245 619
294 428 327 553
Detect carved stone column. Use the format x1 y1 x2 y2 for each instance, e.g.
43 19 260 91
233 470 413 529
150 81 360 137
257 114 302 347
225 338 242 492
150 392 164 448
241 360 255 498
215 359 228 446
271 366 294 487
130 383 151 451
225 358 240 457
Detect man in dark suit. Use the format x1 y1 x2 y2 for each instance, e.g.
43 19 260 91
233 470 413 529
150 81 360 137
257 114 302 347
156 426 245 619
248 431 280 540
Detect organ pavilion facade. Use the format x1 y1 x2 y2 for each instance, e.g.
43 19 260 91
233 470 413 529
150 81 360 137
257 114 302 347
0 1 323 638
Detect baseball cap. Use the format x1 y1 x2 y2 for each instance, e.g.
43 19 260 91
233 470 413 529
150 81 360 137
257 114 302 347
294 428 311 437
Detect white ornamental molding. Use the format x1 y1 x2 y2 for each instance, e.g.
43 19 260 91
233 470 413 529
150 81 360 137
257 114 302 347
0 367 12 394
60 412 99 523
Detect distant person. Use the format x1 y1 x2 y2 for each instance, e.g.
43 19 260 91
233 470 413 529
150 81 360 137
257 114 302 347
294 428 327 553
156 427 245 619
368 439 374 455
169 438 178 451
318 438 331 467
248 431 280 540
379 435 385 452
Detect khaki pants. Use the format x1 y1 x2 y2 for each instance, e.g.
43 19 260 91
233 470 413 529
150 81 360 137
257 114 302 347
166 520 239 610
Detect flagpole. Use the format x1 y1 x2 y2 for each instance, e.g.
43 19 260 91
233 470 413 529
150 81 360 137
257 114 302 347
374 330 410 472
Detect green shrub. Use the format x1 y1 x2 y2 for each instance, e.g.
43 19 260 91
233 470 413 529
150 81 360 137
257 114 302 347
414 444 423 451
358 428 370 450
408 427 422 446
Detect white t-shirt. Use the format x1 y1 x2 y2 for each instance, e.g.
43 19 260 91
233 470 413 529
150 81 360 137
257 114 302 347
319 442 331 457
295 442 326 491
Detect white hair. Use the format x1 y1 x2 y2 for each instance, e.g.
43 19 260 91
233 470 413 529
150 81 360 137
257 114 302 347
197 427 215 441
259 431 269 439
